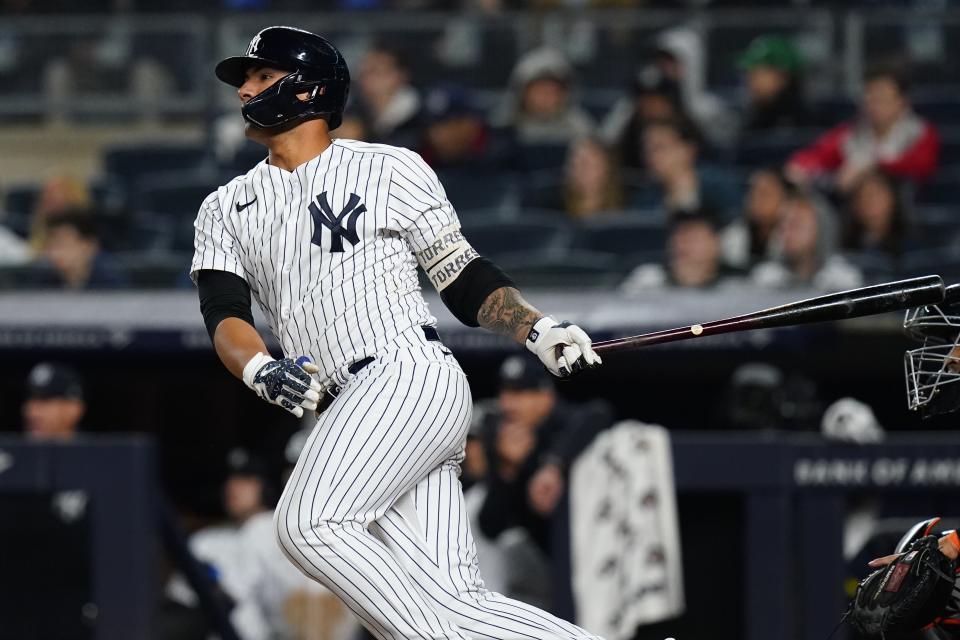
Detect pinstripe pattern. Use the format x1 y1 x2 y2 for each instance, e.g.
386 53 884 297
275 332 601 639
190 140 457 389
193 139 602 638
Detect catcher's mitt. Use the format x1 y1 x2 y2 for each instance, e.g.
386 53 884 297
849 535 958 639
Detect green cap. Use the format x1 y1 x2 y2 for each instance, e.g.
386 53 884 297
738 36 802 73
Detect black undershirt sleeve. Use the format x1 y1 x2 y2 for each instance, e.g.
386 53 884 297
439 257 516 327
196 269 255 340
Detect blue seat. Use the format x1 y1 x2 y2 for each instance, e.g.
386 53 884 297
115 251 191 289
133 171 220 218
436 170 518 213
732 129 823 168
497 250 622 288
571 216 667 257
517 143 568 173
459 215 569 259
916 168 960 205
103 143 211 197
901 247 960 280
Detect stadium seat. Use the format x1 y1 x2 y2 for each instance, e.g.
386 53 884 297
842 250 897 283
0 263 60 289
731 129 824 167
915 168 960 205
102 143 212 200
517 143 569 173
459 215 570 259
2 184 37 236
938 130 960 166
437 169 518 213
496 250 622 288
115 251 191 289
812 97 857 122
901 246 960 280
133 171 220 219
912 207 958 248
914 94 960 127
570 216 667 257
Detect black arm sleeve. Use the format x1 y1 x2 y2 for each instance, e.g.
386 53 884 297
196 269 255 341
439 257 516 327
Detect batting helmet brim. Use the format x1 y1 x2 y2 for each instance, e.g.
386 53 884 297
215 55 294 88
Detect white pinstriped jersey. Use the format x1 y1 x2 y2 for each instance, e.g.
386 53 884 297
190 139 468 387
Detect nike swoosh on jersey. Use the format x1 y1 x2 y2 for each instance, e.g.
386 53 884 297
236 197 258 212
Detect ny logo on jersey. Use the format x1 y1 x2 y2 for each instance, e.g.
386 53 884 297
309 192 367 253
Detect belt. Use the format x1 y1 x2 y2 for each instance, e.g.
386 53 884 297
316 326 442 415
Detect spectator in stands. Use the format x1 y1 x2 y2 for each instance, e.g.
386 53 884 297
622 209 737 292
786 65 940 192
493 47 594 147
28 174 91 254
357 42 422 148
751 186 863 291
41 209 128 289
720 168 789 270
167 449 354 640
22 362 85 441
0 199 29 264
642 118 741 219
478 355 612 556
654 27 735 146
842 169 909 261
601 65 697 171
418 85 513 170
558 137 624 219
737 35 815 134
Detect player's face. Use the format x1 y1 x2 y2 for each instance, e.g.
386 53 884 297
237 65 291 104
22 398 83 441
224 474 265 521
949 345 960 374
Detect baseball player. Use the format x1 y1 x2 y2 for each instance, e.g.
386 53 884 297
192 26 603 640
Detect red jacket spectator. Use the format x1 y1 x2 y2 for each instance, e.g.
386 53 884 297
787 66 940 190
788 116 939 184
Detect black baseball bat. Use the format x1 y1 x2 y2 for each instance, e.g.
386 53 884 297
593 275 945 355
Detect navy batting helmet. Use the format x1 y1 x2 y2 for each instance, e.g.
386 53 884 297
216 26 350 130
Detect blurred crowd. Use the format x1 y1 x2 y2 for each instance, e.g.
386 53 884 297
2 25 958 293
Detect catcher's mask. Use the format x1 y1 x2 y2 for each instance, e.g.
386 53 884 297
904 284 960 418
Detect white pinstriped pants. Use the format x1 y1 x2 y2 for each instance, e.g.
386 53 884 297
274 336 601 640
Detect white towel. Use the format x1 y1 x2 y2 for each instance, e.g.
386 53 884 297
569 421 685 639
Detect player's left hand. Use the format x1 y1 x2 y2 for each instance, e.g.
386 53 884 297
242 353 323 418
525 317 601 378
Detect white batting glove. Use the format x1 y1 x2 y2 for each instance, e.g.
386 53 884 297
242 353 322 418
525 317 602 378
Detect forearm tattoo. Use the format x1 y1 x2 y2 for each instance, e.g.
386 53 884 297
477 286 541 344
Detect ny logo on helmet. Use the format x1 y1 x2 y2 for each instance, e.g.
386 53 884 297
309 192 366 252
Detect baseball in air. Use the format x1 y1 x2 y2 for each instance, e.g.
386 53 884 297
691 324 703 336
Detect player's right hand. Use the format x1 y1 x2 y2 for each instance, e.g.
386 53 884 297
242 352 322 418
525 317 601 378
